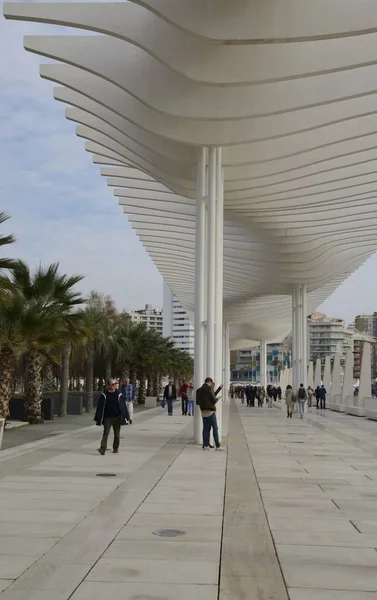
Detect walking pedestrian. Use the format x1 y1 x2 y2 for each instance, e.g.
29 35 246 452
163 380 177 416
121 378 135 424
196 377 223 450
319 384 327 410
297 383 307 419
258 387 265 407
285 384 296 418
94 378 129 455
187 383 194 416
315 386 321 409
179 381 189 415
267 385 274 408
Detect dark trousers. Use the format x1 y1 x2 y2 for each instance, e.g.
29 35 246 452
167 399 174 415
202 413 220 448
181 395 188 415
320 397 326 410
100 417 121 452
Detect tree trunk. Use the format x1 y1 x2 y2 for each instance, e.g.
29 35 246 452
129 365 137 386
59 343 71 417
25 346 43 424
0 344 15 419
86 341 94 413
105 356 112 383
150 371 159 397
137 370 146 404
42 360 55 392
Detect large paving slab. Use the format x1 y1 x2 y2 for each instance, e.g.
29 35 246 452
4 398 377 599
238 401 377 598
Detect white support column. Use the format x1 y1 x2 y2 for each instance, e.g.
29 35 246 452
260 340 267 388
223 322 230 401
307 361 314 389
292 289 297 391
297 286 303 389
215 148 224 437
194 147 207 443
206 147 216 380
302 285 308 388
323 355 332 393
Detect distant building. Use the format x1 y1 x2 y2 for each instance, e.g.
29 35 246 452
231 343 291 384
352 330 375 380
129 304 163 334
354 313 377 379
163 282 195 358
309 315 353 366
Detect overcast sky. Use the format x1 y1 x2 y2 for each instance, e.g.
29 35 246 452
1 6 377 323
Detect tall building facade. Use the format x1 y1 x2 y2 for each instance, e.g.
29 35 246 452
354 314 377 379
231 344 291 384
309 315 353 366
129 304 163 334
163 281 195 358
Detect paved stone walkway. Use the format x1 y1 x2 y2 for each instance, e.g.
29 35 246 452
2 401 377 599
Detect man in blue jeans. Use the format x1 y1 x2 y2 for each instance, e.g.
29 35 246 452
196 377 223 450
163 380 177 416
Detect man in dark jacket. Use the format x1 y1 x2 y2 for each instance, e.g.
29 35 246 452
319 385 327 410
163 380 177 416
196 377 223 450
94 379 129 455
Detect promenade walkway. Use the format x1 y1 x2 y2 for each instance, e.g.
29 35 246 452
2 402 377 599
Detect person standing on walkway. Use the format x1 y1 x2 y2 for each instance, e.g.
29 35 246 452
95 378 129 455
196 377 223 450
187 383 194 416
319 384 327 410
179 381 189 415
285 385 296 418
307 386 314 408
121 379 135 424
163 380 177 416
296 383 307 419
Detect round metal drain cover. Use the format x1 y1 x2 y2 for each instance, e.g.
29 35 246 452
153 529 186 538
96 473 117 477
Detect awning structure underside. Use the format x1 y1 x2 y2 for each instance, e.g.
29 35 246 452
4 0 377 345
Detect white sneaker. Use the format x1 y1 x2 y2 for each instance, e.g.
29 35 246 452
215 447 222 451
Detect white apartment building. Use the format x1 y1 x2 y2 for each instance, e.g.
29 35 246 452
129 304 163 334
163 281 195 357
309 315 353 365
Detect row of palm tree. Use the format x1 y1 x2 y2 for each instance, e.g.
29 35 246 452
0 213 194 423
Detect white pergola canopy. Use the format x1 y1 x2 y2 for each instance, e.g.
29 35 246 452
4 0 377 347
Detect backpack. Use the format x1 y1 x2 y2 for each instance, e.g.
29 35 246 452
298 387 306 401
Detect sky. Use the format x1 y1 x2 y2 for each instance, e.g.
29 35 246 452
1 3 377 323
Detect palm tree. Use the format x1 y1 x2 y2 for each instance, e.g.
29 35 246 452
11 262 85 423
81 305 106 412
0 291 27 417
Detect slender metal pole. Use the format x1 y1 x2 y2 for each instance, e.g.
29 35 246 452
206 147 217 379
194 147 206 444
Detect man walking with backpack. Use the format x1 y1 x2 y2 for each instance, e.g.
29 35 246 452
297 383 307 419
